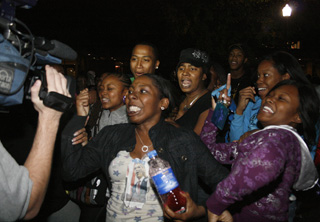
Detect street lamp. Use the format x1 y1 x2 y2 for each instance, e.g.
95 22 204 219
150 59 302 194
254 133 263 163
282 4 292 48
282 4 292 17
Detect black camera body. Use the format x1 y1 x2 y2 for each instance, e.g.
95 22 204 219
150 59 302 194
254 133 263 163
26 69 75 112
0 0 77 111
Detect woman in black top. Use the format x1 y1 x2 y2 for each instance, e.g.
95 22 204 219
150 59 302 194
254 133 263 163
61 74 228 221
170 48 212 135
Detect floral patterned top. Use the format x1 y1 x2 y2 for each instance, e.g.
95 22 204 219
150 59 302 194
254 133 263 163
200 110 302 222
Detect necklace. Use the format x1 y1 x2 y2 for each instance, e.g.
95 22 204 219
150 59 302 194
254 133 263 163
183 90 206 111
231 82 240 99
135 129 153 152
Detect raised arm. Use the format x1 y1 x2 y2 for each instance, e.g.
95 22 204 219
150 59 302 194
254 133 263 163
193 74 232 135
60 113 107 182
71 89 91 146
23 65 71 219
200 109 238 165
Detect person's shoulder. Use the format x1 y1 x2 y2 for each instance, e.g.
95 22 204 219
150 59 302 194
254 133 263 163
99 122 133 134
201 91 212 100
168 123 201 142
195 91 212 108
160 120 201 143
257 127 298 142
239 128 297 153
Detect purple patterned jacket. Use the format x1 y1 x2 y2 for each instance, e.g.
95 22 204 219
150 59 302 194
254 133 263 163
200 110 301 222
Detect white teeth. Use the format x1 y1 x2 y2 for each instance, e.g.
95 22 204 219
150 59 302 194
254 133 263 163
263 106 274 113
102 98 109 102
129 106 141 112
258 88 266 91
181 80 191 88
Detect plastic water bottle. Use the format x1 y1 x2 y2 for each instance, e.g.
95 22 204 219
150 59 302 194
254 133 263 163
147 150 186 213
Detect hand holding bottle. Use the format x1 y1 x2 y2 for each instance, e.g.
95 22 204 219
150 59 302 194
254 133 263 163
163 191 206 221
211 74 232 130
147 150 186 213
216 73 232 107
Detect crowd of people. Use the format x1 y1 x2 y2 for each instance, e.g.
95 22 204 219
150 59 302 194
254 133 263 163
1 41 320 222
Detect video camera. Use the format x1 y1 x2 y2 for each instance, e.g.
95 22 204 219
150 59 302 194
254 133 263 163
0 0 76 111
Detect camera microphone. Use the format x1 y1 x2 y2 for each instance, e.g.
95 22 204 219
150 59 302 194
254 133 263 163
34 37 78 61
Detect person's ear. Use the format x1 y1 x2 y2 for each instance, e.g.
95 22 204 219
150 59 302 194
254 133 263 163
202 73 207 81
294 114 302 124
291 113 302 127
160 98 169 110
122 88 128 96
155 60 160 69
122 89 129 104
281 73 290 80
244 58 248 64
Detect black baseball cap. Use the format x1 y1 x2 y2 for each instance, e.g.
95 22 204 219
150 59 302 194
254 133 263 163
177 48 210 68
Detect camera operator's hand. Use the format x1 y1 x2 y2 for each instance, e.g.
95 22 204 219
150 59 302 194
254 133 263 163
30 65 71 118
76 88 90 116
24 65 71 219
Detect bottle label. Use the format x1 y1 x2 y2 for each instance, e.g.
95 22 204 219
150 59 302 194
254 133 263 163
151 168 179 195
175 207 186 214
211 102 229 130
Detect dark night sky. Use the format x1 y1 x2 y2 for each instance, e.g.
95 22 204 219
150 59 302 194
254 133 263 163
10 0 320 76
13 0 187 75
16 0 169 58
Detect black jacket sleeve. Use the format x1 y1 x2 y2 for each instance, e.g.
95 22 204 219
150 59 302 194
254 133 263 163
60 115 103 182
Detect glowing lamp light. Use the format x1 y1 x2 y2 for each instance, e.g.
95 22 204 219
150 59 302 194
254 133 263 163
282 4 292 17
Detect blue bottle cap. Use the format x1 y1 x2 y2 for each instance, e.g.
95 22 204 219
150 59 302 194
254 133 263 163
147 150 158 158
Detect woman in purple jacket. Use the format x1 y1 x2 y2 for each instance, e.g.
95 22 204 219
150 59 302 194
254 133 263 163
200 80 319 222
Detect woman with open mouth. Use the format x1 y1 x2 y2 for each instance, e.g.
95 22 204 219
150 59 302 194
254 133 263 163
201 80 319 222
229 51 311 143
169 48 212 136
61 74 229 222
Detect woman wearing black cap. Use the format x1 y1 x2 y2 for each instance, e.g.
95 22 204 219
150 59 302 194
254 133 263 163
169 48 212 135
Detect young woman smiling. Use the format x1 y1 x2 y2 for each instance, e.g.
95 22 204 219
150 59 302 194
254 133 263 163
229 51 311 142
63 72 131 222
201 80 319 222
